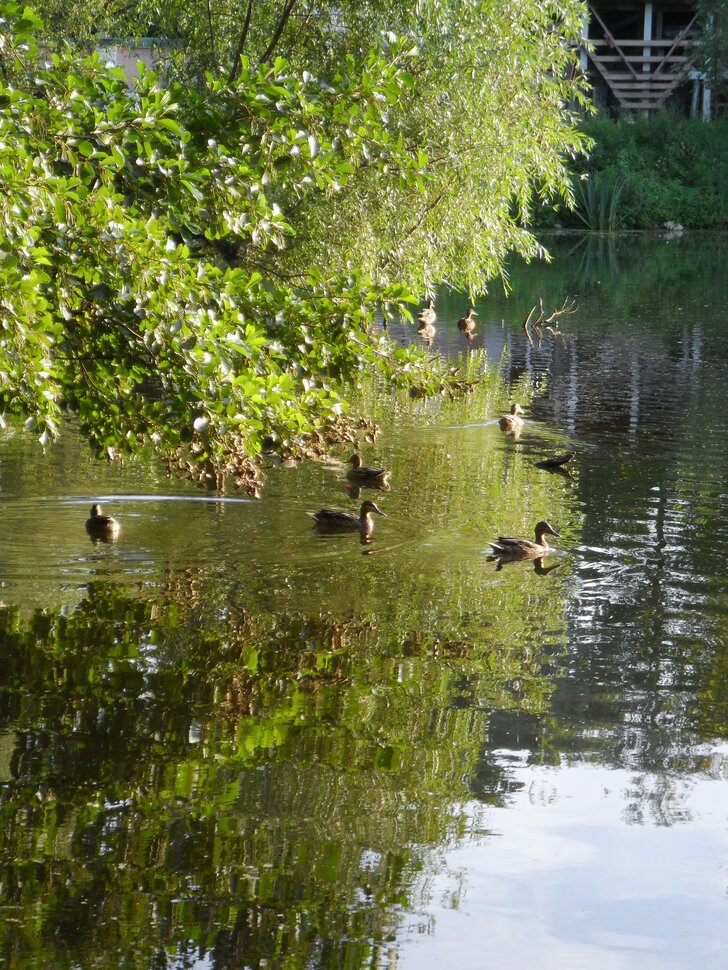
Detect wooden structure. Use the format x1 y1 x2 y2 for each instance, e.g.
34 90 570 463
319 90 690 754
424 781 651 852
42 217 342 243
583 1 708 116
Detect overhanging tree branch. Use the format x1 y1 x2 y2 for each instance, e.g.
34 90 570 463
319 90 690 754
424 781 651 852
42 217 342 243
261 0 297 64
228 0 254 83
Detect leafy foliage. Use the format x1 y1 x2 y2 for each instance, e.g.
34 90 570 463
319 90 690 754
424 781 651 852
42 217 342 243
696 0 728 102
0 1 589 487
542 112 728 230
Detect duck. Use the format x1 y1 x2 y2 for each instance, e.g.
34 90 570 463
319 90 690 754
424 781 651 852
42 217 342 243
347 453 391 488
85 503 121 541
498 403 525 434
416 297 437 345
417 297 436 328
456 307 478 340
535 451 575 470
310 500 386 539
488 520 560 560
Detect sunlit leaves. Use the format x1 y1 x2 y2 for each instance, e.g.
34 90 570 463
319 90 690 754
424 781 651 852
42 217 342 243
0 1 590 487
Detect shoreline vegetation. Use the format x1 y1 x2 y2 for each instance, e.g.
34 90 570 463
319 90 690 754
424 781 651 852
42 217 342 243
541 113 728 232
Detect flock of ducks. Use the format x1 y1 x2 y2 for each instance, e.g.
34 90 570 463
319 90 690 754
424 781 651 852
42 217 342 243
416 298 479 347
308 296 575 560
85 299 573 565
307 434 566 563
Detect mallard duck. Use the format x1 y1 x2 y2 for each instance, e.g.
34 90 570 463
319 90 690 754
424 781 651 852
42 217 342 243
416 298 437 344
456 307 478 340
498 403 525 434
535 451 575 469
347 453 391 488
417 297 436 328
488 520 560 559
85 503 121 541
310 500 386 539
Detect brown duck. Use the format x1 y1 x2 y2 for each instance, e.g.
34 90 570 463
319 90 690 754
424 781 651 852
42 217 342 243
498 403 525 434
85 503 121 542
488 520 560 560
347 453 392 488
416 298 436 344
310 500 386 539
457 307 478 340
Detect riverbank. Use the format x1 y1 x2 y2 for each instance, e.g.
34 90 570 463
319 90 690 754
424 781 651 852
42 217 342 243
539 113 728 230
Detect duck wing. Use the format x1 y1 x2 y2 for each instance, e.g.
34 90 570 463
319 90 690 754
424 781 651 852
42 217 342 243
490 536 536 553
313 508 355 522
536 452 575 469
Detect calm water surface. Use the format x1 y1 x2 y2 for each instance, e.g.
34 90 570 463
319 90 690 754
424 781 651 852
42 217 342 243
1 234 728 969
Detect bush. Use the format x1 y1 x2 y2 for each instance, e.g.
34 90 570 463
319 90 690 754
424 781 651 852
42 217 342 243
541 113 728 229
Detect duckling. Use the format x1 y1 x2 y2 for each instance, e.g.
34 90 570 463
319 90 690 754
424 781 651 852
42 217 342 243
498 403 525 434
347 453 392 489
456 307 478 340
310 500 386 540
488 520 560 560
85 503 121 542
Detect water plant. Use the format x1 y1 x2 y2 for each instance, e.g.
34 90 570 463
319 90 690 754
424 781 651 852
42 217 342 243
573 172 625 230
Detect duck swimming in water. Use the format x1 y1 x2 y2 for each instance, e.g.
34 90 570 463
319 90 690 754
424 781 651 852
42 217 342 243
416 298 437 345
85 503 121 542
488 520 560 560
310 500 386 540
535 451 575 469
417 297 436 327
347 453 392 488
498 403 525 435
456 307 478 340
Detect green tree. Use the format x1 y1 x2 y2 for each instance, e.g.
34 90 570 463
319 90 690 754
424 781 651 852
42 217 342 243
697 0 728 102
0 1 590 489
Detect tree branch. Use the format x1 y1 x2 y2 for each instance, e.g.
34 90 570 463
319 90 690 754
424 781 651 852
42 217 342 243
228 0 255 84
206 0 217 69
379 192 445 271
261 0 297 64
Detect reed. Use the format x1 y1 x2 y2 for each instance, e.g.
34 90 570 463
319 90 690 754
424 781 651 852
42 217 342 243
573 172 625 230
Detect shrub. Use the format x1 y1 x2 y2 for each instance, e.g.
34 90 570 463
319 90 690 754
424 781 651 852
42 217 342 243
541 113 728 229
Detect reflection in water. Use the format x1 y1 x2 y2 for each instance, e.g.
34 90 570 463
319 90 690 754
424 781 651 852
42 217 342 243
399 760 728 970
1 235 728 968
487 553 564 575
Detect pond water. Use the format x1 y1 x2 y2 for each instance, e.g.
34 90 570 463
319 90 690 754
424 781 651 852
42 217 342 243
1 233 728 969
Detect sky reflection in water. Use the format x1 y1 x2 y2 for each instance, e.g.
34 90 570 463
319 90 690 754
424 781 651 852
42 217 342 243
400 759 728 970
